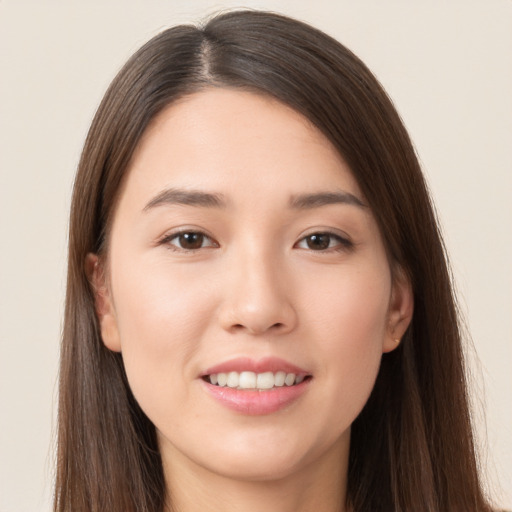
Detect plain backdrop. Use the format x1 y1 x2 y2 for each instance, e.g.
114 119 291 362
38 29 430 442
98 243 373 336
1 1 511 511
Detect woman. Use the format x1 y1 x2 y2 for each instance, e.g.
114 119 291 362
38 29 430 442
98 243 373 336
55 10 493 512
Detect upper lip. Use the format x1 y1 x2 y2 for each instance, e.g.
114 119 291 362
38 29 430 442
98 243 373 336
201 356 310 377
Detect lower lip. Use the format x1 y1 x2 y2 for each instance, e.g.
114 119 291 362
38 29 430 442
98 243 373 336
202 379 311 415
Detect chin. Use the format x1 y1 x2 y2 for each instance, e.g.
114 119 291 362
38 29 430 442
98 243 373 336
191 424 348 484
204 449 307 483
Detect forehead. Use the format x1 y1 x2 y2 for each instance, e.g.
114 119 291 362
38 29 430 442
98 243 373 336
120 88 363 211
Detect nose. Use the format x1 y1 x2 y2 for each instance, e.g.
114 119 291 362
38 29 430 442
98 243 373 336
218 250 297 336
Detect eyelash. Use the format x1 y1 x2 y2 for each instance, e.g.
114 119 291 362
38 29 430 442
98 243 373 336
159 230 353 253
159 230 218 252
294 232 354 252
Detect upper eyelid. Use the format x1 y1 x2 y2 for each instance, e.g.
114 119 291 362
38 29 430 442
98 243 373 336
157 229 219 252
294 230 355 252
156 227 353 247
297 228 352 242
159 227 214 242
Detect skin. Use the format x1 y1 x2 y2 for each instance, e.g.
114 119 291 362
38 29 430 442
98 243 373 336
89 89 413 512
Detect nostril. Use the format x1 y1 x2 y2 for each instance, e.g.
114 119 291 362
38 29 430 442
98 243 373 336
229 321 285 335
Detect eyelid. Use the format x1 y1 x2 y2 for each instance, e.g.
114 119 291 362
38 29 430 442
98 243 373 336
294 229 354 251
156 226 353 252
158 227 219 251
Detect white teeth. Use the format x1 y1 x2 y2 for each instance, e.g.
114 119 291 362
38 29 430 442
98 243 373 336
239 371 256 389
256 371 274 389
284 373 296 386
227 371 239 388
207 371 308 389
274 371 286 387
217 373 228 386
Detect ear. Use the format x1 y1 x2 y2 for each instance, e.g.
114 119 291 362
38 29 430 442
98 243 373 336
382 267 414 353
85 253 122 352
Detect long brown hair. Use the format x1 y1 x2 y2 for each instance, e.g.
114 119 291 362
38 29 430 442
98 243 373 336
55 10 492 512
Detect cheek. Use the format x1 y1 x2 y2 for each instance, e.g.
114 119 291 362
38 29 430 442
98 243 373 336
302 263 391 345
301 265 391 401
115 271 207 347
109 259 216 412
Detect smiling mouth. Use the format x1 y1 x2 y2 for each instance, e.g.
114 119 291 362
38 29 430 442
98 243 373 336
203 371 312 390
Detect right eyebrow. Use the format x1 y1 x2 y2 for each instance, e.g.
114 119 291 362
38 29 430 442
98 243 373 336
143 188 227 212
289 191 367 210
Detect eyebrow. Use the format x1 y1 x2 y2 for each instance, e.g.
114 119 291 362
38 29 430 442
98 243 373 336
289 191 367 209
143 188 366 212
143 188 227 211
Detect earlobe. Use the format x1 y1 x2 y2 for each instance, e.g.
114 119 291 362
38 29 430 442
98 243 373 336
383 267 414 353
85 253 122 352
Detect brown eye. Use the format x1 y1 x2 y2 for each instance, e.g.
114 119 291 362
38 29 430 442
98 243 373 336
165 231 216 251
296 232 353 252
304 234 331 250
178 232 204 249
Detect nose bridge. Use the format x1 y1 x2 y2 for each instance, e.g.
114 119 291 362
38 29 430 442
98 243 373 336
220 239 296 335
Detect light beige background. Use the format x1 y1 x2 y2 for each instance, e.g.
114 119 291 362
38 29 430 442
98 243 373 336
1 1 511 511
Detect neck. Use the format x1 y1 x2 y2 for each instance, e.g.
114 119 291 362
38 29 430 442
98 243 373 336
162 441 348 512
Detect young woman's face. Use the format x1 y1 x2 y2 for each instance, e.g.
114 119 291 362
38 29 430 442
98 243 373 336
92 89 412 484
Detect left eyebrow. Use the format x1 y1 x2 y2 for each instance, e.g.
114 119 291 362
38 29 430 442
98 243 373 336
289 191 367 210
143 188 227 212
